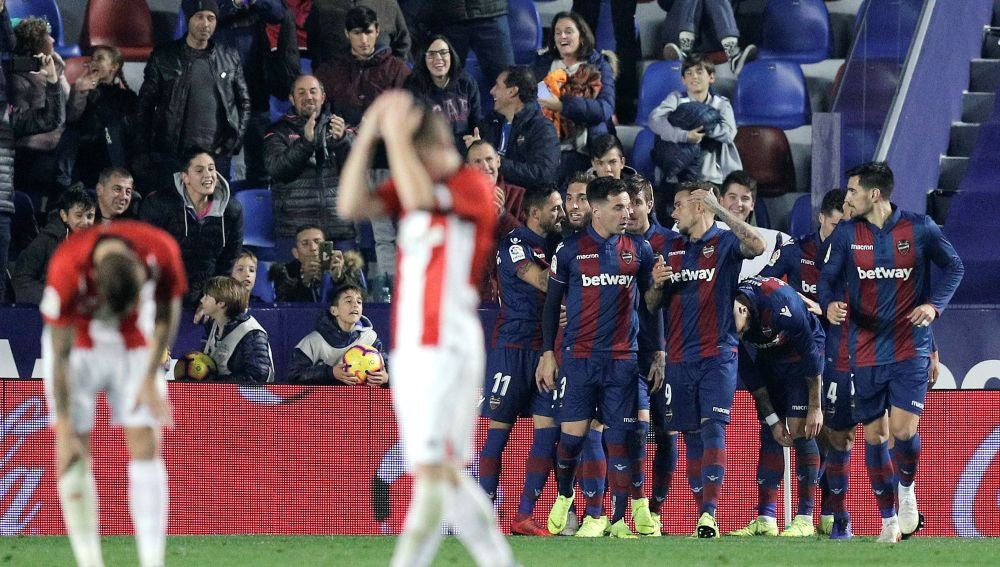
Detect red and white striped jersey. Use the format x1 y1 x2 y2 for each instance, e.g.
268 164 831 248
376 166 497 348
40 221 187 349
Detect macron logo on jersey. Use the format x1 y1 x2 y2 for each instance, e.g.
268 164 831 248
668 267 716 283
582 273 634 287
857 266 913 280
851 244 874 251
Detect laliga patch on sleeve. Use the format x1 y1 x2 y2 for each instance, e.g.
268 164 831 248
509 245 526 263
39 287 61 320
767 248 781 266
550 255 558 275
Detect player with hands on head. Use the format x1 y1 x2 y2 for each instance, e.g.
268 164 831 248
339 90 514 567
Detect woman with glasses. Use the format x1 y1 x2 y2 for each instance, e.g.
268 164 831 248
404 34 481 151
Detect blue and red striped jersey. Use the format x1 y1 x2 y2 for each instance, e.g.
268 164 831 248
818 205 964 367
637 223 680 356
760 231 821 301
544 226 655 359
736 276 825 380
492 226 552 349
653 223 745 364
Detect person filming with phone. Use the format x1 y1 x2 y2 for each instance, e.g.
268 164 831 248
268 224 367 303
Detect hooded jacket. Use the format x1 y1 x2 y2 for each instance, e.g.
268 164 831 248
11 216 67 304
314 46 411 128
139 173 243 306
135 38 251 156
264 111 355 240
287 313 385 384
476 102 561 188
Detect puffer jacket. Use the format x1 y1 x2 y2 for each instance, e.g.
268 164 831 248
314 46 411 128
286 312 385 384
136 38 250 156
532 48 616 144
476 102 561 188
139 173 243 307
202 311 273 383
11 216 67 304
263 111 355 240
431 0 507 23
0 81 64 215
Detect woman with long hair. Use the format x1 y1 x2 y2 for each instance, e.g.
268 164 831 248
403 34 481 150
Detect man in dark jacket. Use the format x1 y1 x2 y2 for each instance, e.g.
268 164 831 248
12 187 95 304
313 5 410 128
426 0 513 88
268 224 332 302
307 0 412 65
135 0 250 192
466 65 560 189
264 75 355 246
286 284 388 385
94 166 139 223
139 151 244 307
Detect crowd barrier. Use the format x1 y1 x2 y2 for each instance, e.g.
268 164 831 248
2 383 999 537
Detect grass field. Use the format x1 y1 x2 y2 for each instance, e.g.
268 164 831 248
4 535 999 566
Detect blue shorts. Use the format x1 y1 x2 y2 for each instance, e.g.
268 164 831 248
559 357 639 430
822 366 855 431
481 347 556 422
663 350 738 432
851 357 930 425
757 358 815 420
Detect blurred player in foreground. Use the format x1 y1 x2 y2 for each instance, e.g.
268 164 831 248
41 221 186 567
339 90 514 567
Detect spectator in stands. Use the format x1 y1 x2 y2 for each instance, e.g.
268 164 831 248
424 0 514 92
313 6 409 279
648 54 740 194
467 139 525 235
1 2 29 300
659 0 757 75
139 150 243 307
136 0 250 192
588 133 636 179
264 74 355 252
404 34 481 151
12 186 95 304
314 6 411 129
200 275 275 383
533 11 616 186
268 224 331 302
11 17 70 211
328 246 368 296
94 167 138 223
231 247 264 303
466 65 560 189
721 169 762 227
215 0 286 184
307 0 411 65
57 45 136 191
286 283 389 385
572 0 640 122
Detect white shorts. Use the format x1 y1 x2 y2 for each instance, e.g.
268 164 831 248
43 332 165 434
391 331 484 469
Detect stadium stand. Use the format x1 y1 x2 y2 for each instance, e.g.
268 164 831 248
733 60 810 129
234 189 276 251
758 0 831 63
79 0 154 62
734 125 796 197
635 59 684 126
787 193 813 239
7 0 79 57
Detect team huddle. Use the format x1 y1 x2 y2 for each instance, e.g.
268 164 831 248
480 161 964 543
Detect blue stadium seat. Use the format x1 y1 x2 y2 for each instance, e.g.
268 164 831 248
636 60 685 127
252 260 276 303
509 0 542 65
8 0 80 57
733 61 810 129
753 198 772 230
788 193 813 238
464 54 494 112
758 0 831 63
234 189 276 249
629 128 657 181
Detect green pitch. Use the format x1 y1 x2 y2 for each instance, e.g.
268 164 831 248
3 535 999 566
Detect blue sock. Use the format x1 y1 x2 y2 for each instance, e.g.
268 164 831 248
478 427 510 500
684 431 704 513
865 441 896 519
556 432 586 497
629 421 649 500
518 426 558 517
604 428 631 523
891 434 920 487
756 425 783 518
793 437 820 517
650 431 677 514
700 420 726 517
579 428 607 518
